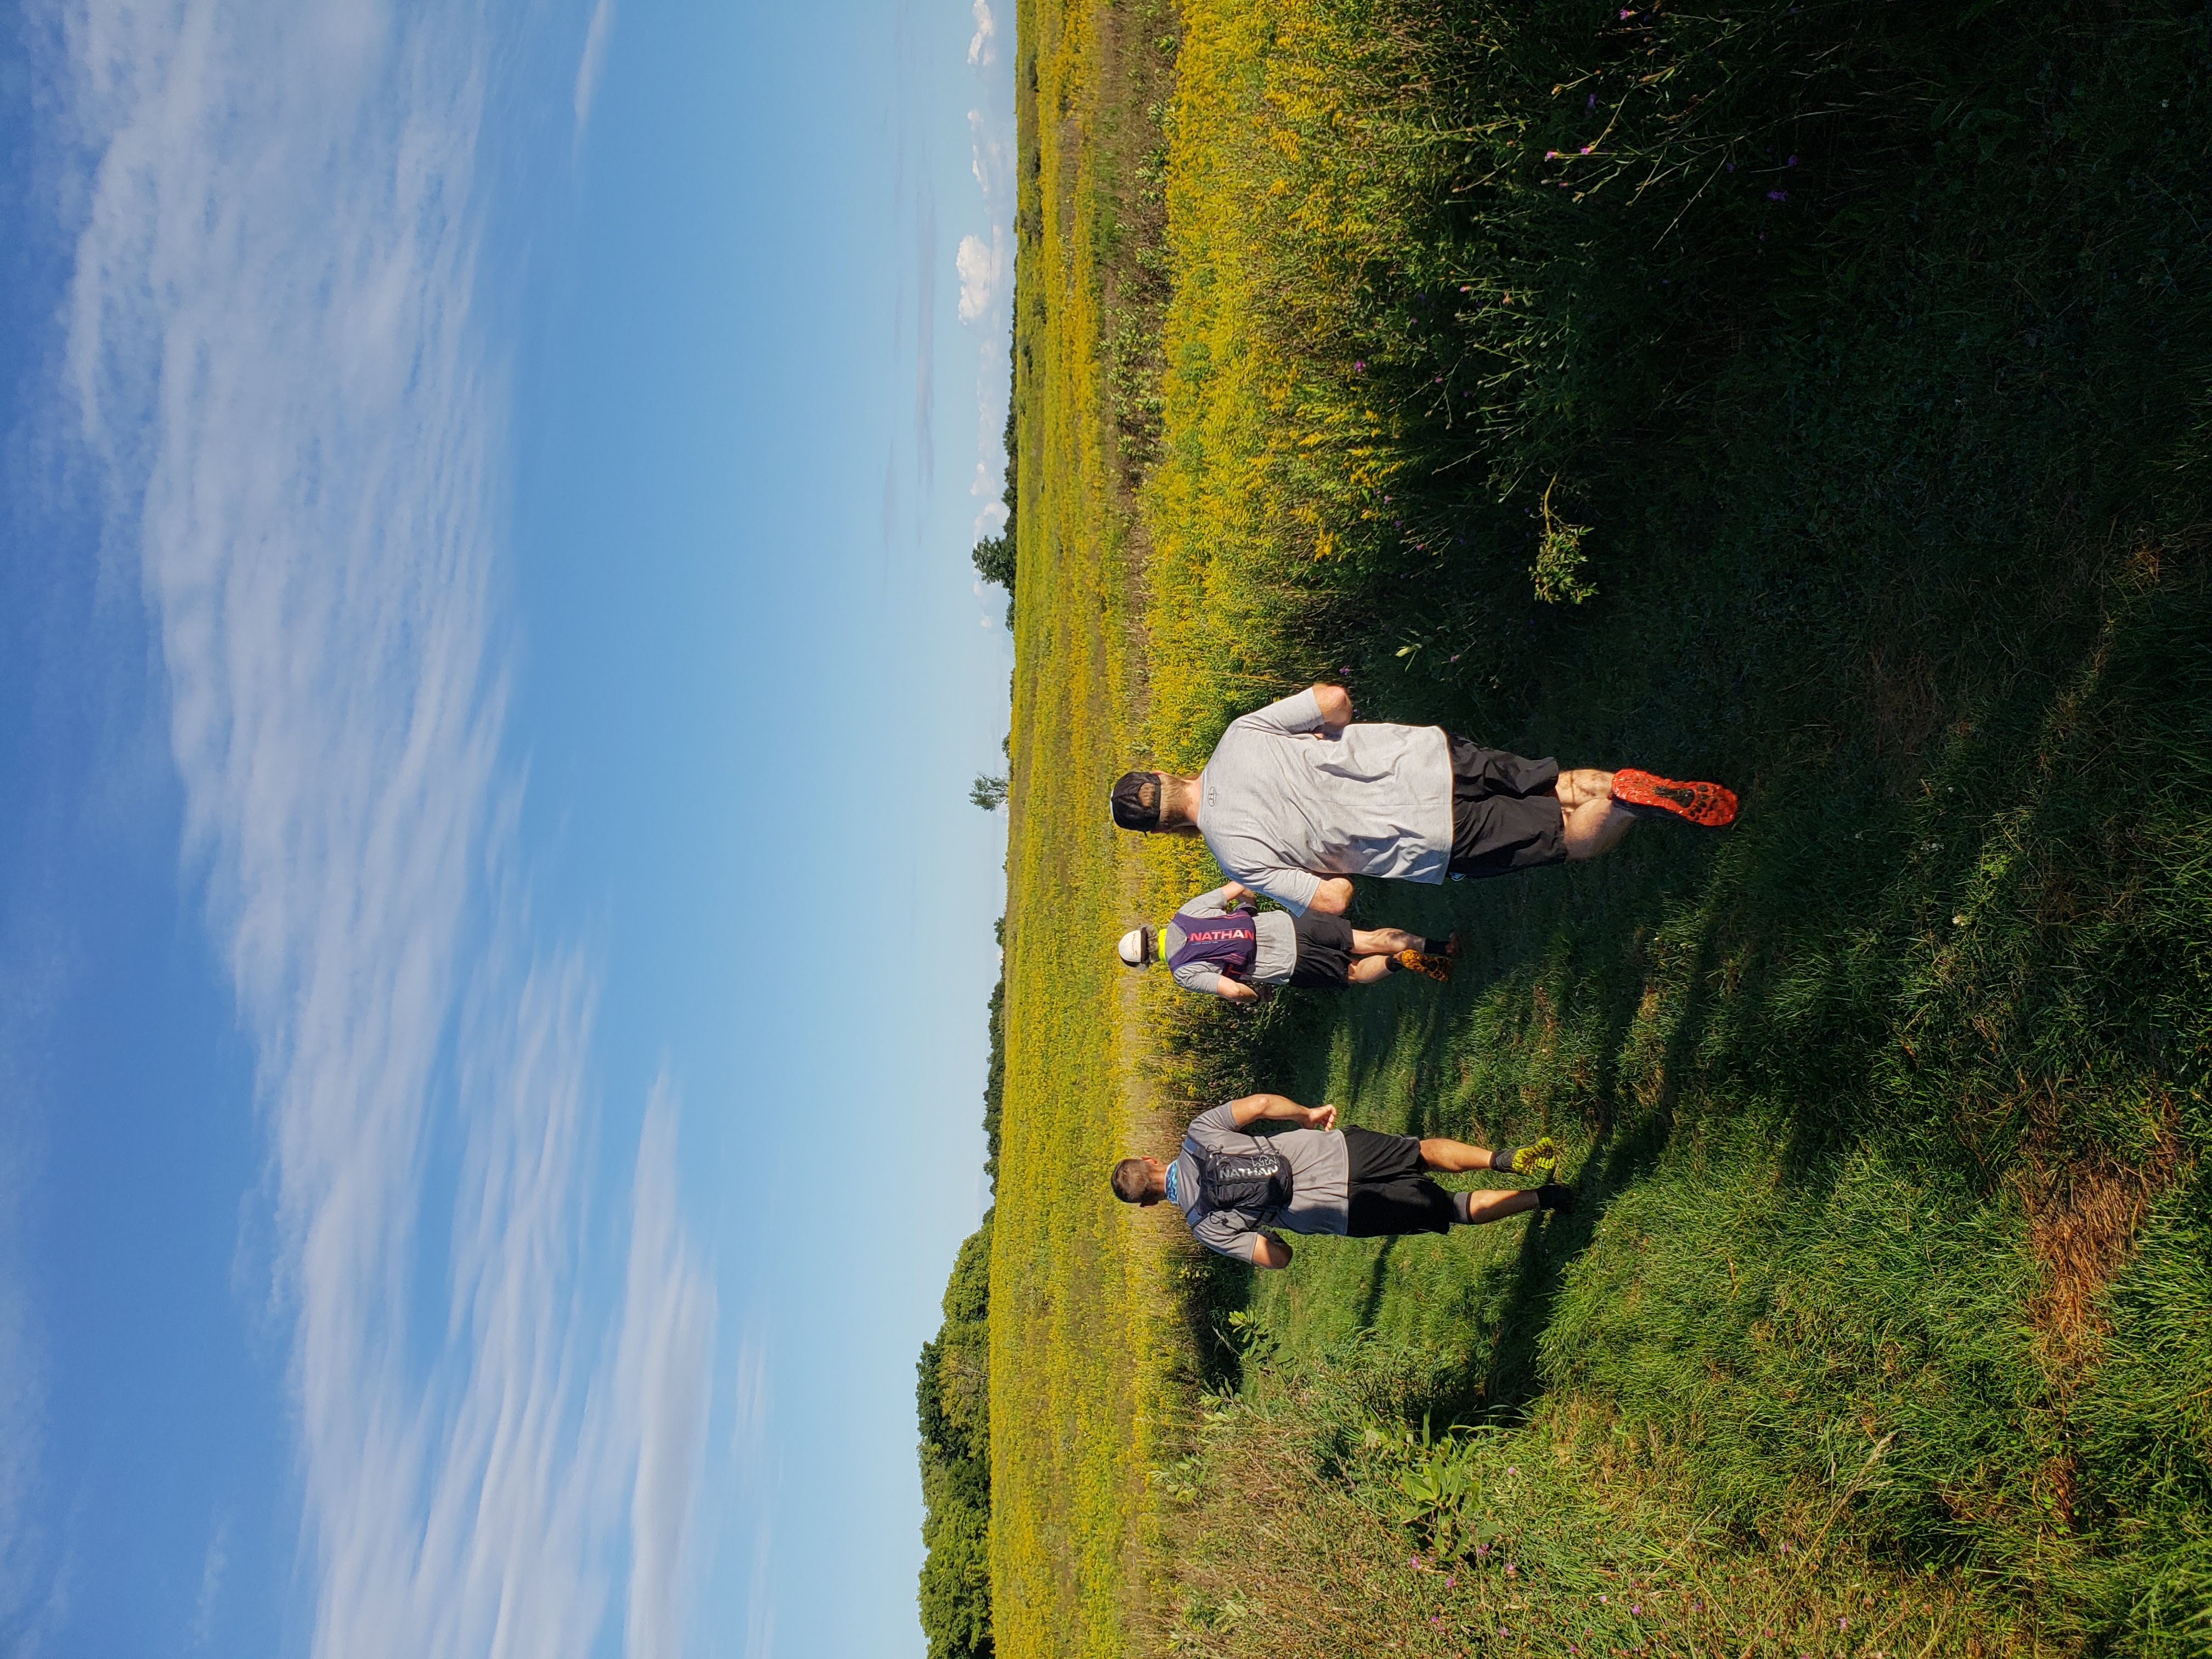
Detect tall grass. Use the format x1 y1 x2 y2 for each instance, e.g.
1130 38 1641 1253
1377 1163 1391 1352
1156 1337 2043 1659
1133 1 2212 1652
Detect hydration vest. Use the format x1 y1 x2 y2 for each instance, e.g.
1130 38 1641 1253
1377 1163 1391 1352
1166 907 1257 982
1190 1141 1296 1222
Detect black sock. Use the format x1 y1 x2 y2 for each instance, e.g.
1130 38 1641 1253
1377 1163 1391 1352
1384 953 1405 972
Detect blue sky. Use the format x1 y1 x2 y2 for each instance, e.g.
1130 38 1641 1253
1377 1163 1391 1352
0 0 1012 1654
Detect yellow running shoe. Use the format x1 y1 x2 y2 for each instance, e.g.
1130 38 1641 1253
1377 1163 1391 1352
1500 1136 1558 1178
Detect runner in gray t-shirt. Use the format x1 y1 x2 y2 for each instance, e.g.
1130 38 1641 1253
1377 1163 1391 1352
1108 684 1739 917
1110 1094 1575 1268
1114 881 1458 1002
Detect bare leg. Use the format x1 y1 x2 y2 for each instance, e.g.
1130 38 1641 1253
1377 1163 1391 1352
1350 926 1423 956
1347 956 1395 985
1419 1139 1557 1224
1555 767 1635 861
1459 1188 1542 1225
1417 1137 1496 1172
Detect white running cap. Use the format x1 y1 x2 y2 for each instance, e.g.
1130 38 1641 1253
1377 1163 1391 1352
1116 928 1148 967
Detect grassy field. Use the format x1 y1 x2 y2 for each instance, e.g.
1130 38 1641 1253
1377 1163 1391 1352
986 1 1187 1655
983 1 2212 1656
1127 2 2212 1655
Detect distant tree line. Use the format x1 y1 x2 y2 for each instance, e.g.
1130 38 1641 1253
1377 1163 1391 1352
970 393 1019 814
972 399 1018 602
916 1214 991 1659
916 919 1006 1658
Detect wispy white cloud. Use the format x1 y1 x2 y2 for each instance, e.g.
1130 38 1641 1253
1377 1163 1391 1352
729 1330 771 1466
574 0 616 132
0 1246 42 1635
50 2 719 1656
913 174 938 493
618 1081 716 1659
0 861 80 1645
189 1516 228 1649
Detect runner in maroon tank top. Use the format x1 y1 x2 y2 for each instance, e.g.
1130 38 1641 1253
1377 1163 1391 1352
1115 882 1459 1004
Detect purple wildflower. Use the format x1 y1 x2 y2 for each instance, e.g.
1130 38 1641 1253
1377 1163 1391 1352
1725 161 1735 172
1768 189 1789 201
1787 154 1799 166
1580 145 1593 154
1545 150 1564 159
1588 92 1598 109
1353 359 1365 372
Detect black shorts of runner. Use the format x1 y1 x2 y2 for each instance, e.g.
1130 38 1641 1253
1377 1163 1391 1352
1446 733 1568 879
1286 910 1356 988
1342 1126 1458 1236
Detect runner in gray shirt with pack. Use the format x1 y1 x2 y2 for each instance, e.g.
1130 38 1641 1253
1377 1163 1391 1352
1115 881 1458 1002
1108 683 1737 918
1110 1094 1575 1268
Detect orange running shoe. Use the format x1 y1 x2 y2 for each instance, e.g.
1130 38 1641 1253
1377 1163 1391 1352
1393 949 1455 983
1611 769 1738 828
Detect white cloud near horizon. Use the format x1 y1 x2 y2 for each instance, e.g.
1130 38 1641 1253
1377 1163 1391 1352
966 0 996 67
960 98 1015 550
954 232 998 325
51 1 720 1655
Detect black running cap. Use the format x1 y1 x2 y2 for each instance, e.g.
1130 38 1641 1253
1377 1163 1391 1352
1110 770 1162 831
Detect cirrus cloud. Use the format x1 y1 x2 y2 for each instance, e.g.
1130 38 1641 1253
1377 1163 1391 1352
50 0 721 1655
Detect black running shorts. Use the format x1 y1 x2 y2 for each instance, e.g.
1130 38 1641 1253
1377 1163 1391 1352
1287 910 1356 988
1342 1126 1458 1236
1445 733 1568 878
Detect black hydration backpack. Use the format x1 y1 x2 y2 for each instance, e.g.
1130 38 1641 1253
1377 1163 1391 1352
1192 1141 1296 1221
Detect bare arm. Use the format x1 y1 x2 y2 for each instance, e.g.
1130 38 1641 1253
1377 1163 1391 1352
1214 979 1270 1005
1220 880 1254 907
1304 877 1356 916
1250 1234 1295 1269
1311 682 1353 731
1227 1094 1336 1130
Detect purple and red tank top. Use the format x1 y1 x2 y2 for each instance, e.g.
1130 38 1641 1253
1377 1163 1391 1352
1166 907 1257 981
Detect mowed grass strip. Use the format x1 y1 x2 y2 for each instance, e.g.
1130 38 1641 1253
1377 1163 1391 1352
991 2 1187 1656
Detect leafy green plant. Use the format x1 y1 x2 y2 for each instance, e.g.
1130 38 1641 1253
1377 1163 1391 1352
1378 1417 1503 1562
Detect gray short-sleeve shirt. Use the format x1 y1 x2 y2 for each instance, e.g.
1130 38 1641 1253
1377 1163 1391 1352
1196 690 1454 915
1161 885 1299 994
1171 1103 1352 1262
